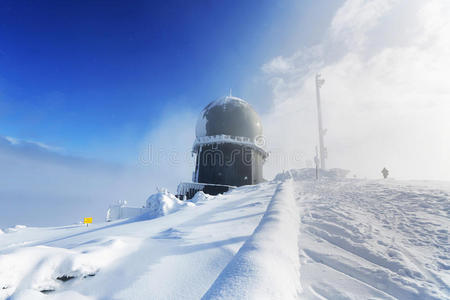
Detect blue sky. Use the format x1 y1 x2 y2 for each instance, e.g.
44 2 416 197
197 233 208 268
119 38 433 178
0 0 341 162
1 0 449 227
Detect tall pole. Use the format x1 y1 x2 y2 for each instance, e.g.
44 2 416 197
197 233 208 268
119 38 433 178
314 146 319 180
315 74 327 170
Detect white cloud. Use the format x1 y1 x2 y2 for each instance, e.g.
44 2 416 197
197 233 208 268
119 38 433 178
261 0 450 181
330 0 396 49
3 135 62 152
262 56 292 74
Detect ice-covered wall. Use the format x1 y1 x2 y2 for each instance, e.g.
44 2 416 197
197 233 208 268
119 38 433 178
106 204 149 222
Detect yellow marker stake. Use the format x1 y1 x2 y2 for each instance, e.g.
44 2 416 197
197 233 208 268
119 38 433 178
84 217 93 227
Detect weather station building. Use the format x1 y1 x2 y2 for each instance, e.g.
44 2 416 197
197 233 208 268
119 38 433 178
177 95 268 199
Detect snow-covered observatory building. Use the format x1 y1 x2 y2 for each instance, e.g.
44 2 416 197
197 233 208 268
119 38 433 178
178 96 268 199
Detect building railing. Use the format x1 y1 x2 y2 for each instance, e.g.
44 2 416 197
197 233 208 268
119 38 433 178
177 181 236 199
193 134 268 158
177 182 205 196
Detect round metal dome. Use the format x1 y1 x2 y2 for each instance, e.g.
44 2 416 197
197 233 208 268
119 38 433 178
196 96 262 139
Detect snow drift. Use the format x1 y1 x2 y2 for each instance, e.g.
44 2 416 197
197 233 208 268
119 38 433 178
145 189 195 218
0 236 141 299
106 189 195 222
203 181 301 299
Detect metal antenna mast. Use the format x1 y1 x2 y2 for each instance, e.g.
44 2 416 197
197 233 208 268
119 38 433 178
315 74 327 169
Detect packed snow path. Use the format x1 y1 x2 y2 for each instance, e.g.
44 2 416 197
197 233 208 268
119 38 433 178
296 179 450 299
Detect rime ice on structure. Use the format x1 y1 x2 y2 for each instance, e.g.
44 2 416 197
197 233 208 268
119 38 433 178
178 96 268 199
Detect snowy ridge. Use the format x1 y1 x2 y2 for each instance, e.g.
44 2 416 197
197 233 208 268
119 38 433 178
203 180 301 299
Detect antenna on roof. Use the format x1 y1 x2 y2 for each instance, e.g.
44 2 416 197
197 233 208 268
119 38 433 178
229 88 232 97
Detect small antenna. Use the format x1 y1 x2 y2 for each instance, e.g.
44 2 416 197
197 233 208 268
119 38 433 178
229 88 232 97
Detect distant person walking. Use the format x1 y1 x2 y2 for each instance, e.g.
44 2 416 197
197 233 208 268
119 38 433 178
382 167 389 179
